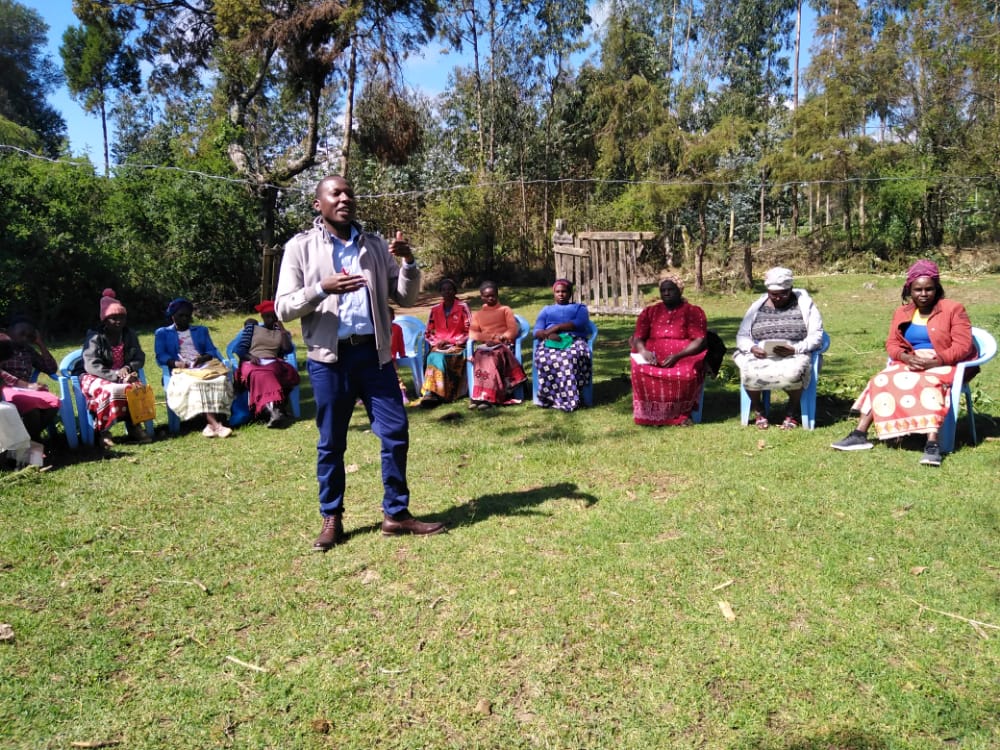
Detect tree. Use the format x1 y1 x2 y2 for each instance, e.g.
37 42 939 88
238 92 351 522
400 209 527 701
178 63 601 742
61 8 141 175
77 0 436 297
0 0 67 155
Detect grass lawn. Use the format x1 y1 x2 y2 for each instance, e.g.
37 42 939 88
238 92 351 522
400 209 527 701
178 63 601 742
2 273 998 749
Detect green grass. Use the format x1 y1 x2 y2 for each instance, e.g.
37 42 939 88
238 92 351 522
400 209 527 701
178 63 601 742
2 273 999 749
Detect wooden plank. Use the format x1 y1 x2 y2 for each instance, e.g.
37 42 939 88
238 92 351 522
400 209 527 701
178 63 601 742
578 231 656 241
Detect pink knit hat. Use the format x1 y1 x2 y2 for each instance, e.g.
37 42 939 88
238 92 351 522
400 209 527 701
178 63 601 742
99 288 127 320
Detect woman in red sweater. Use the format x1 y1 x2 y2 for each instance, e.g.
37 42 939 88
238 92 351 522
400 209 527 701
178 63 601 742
831 260 977 466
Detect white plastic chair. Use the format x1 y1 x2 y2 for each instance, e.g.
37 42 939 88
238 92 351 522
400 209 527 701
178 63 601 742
932 327 995 453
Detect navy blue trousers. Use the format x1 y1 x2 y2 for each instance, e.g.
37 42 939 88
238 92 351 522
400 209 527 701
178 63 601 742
308 342 410 518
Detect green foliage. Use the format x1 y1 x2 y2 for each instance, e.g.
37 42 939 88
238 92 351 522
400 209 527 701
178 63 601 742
0 153 113 332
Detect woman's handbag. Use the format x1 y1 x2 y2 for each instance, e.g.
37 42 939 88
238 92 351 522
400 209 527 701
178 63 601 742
125 383 157 424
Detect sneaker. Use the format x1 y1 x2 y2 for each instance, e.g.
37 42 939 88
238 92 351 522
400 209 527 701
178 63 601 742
214 424 233 438
202 424 217 438
919 441 942 466
780 416 799 430
831 431 874 451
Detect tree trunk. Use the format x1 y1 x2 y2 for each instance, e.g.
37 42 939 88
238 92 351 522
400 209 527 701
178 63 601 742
340 40 358 175
742 241 753 289
696 205 707 291
758 171 766 249
790 0 801 237
100 98 110 177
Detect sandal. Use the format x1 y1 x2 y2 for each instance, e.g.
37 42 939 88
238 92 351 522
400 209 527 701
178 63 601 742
754 413 769 430
780 416 799 430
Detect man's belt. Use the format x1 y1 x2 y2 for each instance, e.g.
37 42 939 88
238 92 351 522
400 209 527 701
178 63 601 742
339 333 375 347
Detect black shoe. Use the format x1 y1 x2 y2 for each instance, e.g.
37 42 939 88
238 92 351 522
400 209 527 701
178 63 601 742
919 441 942 466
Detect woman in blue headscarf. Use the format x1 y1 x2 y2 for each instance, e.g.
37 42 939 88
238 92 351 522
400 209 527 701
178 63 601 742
154 298 233 437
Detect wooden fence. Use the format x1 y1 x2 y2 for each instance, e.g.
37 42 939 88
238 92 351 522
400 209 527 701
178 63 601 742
554 231 656 315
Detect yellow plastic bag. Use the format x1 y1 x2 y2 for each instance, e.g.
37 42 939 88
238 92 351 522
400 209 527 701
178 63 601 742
125 384 156 425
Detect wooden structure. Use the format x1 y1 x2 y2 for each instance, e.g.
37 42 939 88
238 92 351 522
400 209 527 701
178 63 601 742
553 226 657 315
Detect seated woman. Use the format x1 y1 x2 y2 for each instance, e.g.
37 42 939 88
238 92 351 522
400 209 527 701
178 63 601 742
0 314 61 442
468 281 527 409
419 278 470 407
233 301 299 427
76 289 152 447
533 279 593 412
0 332 33 465
734 267 824 430
630 275 707 426
831 260 977 467
155 298 233 438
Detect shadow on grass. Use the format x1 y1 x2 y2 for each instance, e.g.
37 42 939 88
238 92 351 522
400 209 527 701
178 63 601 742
347 481 599 538
443 481 598 526
748 728 890 749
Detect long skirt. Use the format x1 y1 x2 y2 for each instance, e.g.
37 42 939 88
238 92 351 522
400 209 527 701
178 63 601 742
80 374 132 432
238 360 300 414
166 371 233 421
737 353 812 391
631 354 706 425
533 339 592 411
420 348 467 401
2 385 61 415
852 362 957 440
471 344 527 404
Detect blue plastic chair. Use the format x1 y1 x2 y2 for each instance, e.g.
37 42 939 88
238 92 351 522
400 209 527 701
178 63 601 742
740 331 831 430
531 319 598 407
394 315 426 394
60 348 155 446
919 327 994 454
31 367 79 449
226 335 301 427
466 313 531 401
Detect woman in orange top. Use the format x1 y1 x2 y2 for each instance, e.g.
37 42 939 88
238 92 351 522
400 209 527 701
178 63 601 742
468 281 527 409
830 259 977 466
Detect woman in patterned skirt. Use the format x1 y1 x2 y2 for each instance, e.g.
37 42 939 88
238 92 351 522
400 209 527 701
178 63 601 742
830 259 977 467
630 275 707 426
76 289 152 447
469 281 527 408
532 279 593 411
419 279 471 407
734 267 825 430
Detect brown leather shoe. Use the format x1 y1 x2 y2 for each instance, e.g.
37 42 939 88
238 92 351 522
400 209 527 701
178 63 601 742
381 511 446 537
312 514 345 551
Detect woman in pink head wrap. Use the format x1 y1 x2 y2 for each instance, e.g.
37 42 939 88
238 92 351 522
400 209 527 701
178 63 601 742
76 289 151 447
831 260 978 466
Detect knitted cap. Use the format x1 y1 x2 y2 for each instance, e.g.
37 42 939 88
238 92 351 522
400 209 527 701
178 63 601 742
100 288 127 320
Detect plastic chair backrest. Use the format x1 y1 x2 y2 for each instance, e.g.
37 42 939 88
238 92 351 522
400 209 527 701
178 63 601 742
393 315 426 394
936 326 996 453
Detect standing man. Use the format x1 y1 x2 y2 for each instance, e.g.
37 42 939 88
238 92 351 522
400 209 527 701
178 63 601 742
276 175 445 549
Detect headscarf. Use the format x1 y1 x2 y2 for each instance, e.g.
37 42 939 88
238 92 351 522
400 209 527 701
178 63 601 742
764 267 794 290
99 289 126 320
254 300 276 314
553 278 574 292
905 259 940 287
165 297 192 319
659 273 685 292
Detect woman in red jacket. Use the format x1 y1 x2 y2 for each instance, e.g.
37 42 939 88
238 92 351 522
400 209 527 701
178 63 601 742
831 259 977 466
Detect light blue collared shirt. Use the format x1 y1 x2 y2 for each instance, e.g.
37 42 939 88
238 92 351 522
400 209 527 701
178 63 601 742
327 227 375 339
